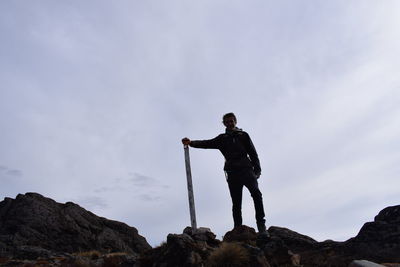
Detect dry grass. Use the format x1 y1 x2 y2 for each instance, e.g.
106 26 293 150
103 252 130 267
73 250 102 259
207 242 250 267
104 252 128 257
70 257 92 267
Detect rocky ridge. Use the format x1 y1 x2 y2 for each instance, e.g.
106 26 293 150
0 193 150 259
0 193 399 266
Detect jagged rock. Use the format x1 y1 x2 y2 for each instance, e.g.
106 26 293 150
296 205 400 266
223 225 257 243
139 227 271 267
183 226 220 246
343 205 400 264
1 192 399 267
139 232 216 267
10 245 55 260
261 235 297 267
0 192 151 256
375 206 400 224
268 226 318 252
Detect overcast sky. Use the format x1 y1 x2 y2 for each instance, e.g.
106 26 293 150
1 1 399 246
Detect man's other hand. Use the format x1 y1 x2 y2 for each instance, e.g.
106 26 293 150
182 137 191 146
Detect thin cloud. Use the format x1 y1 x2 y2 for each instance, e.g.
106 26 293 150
129 172 157 187
76 196 108 210
6 169 23 177
138 194 162 202
129 172 169 189
0 165 23 178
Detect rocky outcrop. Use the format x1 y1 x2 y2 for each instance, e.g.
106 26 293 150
343 205 400 264
287 205 400 266
139 205 400 267
1 192 399 267
139 226 270 267
139 227 220 267
0 192 151 258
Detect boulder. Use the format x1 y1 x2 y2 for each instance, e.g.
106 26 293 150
223 225 257 244
345 205 400 263
267 226 318 252
139 232 216 267
0 192 151 256
183 226 220 246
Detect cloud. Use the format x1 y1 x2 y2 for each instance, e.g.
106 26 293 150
0 165 23 178
137 194 162 202
75 196 108 210
129 172 157 187
93 186 121 194
129 172 170 189
6 169 23 177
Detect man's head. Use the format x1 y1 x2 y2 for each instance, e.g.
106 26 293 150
223 112 237 130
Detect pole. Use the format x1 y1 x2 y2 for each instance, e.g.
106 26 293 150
184 144 197 231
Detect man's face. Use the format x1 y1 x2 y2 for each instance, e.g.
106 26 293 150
223 116 237 130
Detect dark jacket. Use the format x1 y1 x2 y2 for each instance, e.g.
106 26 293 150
190 128 261 175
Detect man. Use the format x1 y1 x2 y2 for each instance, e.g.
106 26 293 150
182 112 267 233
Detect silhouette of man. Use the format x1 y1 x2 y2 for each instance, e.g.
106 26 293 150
182 112 267 233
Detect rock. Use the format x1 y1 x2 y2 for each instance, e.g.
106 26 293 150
223 225 257 243
349 260 385 267
11 245 55 260
268 226 318 252
139 227 271 267
0 192 151 256
261 235 297 267
183 226 220 246
139 232 215 267
375 206 400 224
256 231 271 248
345 205 400 263
2 192 400 267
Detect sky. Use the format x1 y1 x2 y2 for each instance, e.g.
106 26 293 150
1 1 399 246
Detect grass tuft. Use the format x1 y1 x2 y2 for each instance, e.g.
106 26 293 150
207 242 250 267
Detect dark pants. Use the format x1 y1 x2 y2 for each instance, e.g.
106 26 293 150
226 168 266 227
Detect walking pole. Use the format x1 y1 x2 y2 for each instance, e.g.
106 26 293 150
183 144 197 232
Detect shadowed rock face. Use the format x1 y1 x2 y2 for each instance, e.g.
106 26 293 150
297 205 400 266
0 193 399 267
0 193 151 255
344 205 400 263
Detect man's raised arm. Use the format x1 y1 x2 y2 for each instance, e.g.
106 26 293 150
181 137 220 149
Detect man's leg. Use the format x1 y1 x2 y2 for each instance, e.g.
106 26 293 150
243 170 266 232
227 177 244 228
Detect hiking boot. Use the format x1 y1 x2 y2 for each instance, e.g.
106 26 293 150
257 221 267 233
